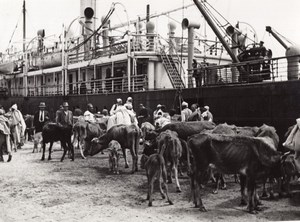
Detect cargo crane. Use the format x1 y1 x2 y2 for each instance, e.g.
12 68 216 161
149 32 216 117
266 26 300 80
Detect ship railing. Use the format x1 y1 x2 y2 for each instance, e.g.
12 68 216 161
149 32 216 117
66 74 147 95
188 55 300 86
10 83 64 97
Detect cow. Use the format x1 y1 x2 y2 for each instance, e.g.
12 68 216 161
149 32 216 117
188 125 281 214
32 132 42 153
159 121 216 141
41 122 74 162
157 130 183 192
144 152 173 207
107 140 122 174
84 124 140 174
73 120 104 159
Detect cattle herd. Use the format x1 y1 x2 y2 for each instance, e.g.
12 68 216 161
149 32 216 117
11 118 300 214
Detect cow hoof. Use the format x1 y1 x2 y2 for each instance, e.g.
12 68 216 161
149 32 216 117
212 190 218 194
7 155 12 162
148 202 152 207
161 194 166 199
249 209 258 214
125 165 129 169
240 199 247 206
255 206 263 211
48 158 52 161
261 192 268 199
168 200 173 205
199 206 207 212
41 158 45 161
221 185 227 190
176 188 182 193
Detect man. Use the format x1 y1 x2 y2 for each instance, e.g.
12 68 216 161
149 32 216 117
153 104 162 121
181 101 192 122
56 102 73 127
84 103 96 123
10 104 26 150
0 108 12 162
110 98 123 116
202 105 213 122
137 103 151 126
188 103 202 121
34 102 50 133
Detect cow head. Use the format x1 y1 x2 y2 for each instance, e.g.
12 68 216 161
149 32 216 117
84 135 107 156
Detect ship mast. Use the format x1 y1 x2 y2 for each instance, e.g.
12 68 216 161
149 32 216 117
23 0 26 53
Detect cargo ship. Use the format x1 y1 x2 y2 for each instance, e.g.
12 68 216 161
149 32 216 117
0 0 299 141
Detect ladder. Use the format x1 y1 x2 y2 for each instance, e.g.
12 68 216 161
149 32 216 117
160 49 185 89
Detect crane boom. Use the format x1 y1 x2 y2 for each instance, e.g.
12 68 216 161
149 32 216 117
265 26 288 49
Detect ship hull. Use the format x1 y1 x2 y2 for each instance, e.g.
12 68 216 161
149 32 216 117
0 80 298 143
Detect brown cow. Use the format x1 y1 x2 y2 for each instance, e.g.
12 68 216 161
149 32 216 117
157 130 183 192
159 121 215 140
144 151 173 207
73 120 104 159
84 124 140 173
188 125 281 214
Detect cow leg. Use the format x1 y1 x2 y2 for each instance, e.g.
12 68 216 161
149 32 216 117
148 173 155 206
247 178 257 214
196 179 207 212
240 174 247 206
213 173 221 194
0 147 3 162
68 140 74 161
173 161 182 192
48 142 54 160
161 165 173 205
220 174 227 190
129 147 137 173
167 162 173 184
41 141 46 161
80 140 86 159
60 142 68 162
122 149 129 169
261 179 268 198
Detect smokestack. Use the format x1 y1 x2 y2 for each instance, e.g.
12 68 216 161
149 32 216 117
80 0 96 57
182 18 200 87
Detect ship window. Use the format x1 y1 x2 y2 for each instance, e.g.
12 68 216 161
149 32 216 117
48 78 50 82
55 78 57 82
28 80 30 84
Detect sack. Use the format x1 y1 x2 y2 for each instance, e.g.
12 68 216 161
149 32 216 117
283 124 300 151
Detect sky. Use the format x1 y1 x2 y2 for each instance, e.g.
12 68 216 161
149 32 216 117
0 0 300 57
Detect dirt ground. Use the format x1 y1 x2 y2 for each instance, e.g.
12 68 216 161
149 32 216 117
0 142 299 222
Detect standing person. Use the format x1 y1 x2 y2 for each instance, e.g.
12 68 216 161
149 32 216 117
137 103 151 126
153 104 162 121
56 102 73 127
202 105 213 122
0 108 12 162
188 103 202 121
110 98 123 116
84 103 96 123
33 102 50 133
10 104 26 150
181 101 192 122
74 106 83 117
55 105 63 121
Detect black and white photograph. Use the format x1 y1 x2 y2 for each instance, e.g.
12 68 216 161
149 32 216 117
0 0 299 221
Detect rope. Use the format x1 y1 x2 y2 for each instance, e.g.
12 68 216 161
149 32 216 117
7 11 23 51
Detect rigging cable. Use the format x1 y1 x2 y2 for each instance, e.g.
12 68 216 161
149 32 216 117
6 11 23 51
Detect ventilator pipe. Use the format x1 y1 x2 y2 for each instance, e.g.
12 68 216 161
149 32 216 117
286 45 300 80
168 21 177 55
101 16 110 51
146 21 155 51
182 18 200 87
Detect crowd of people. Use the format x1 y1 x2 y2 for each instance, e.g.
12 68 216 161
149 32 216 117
0 97 213 161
